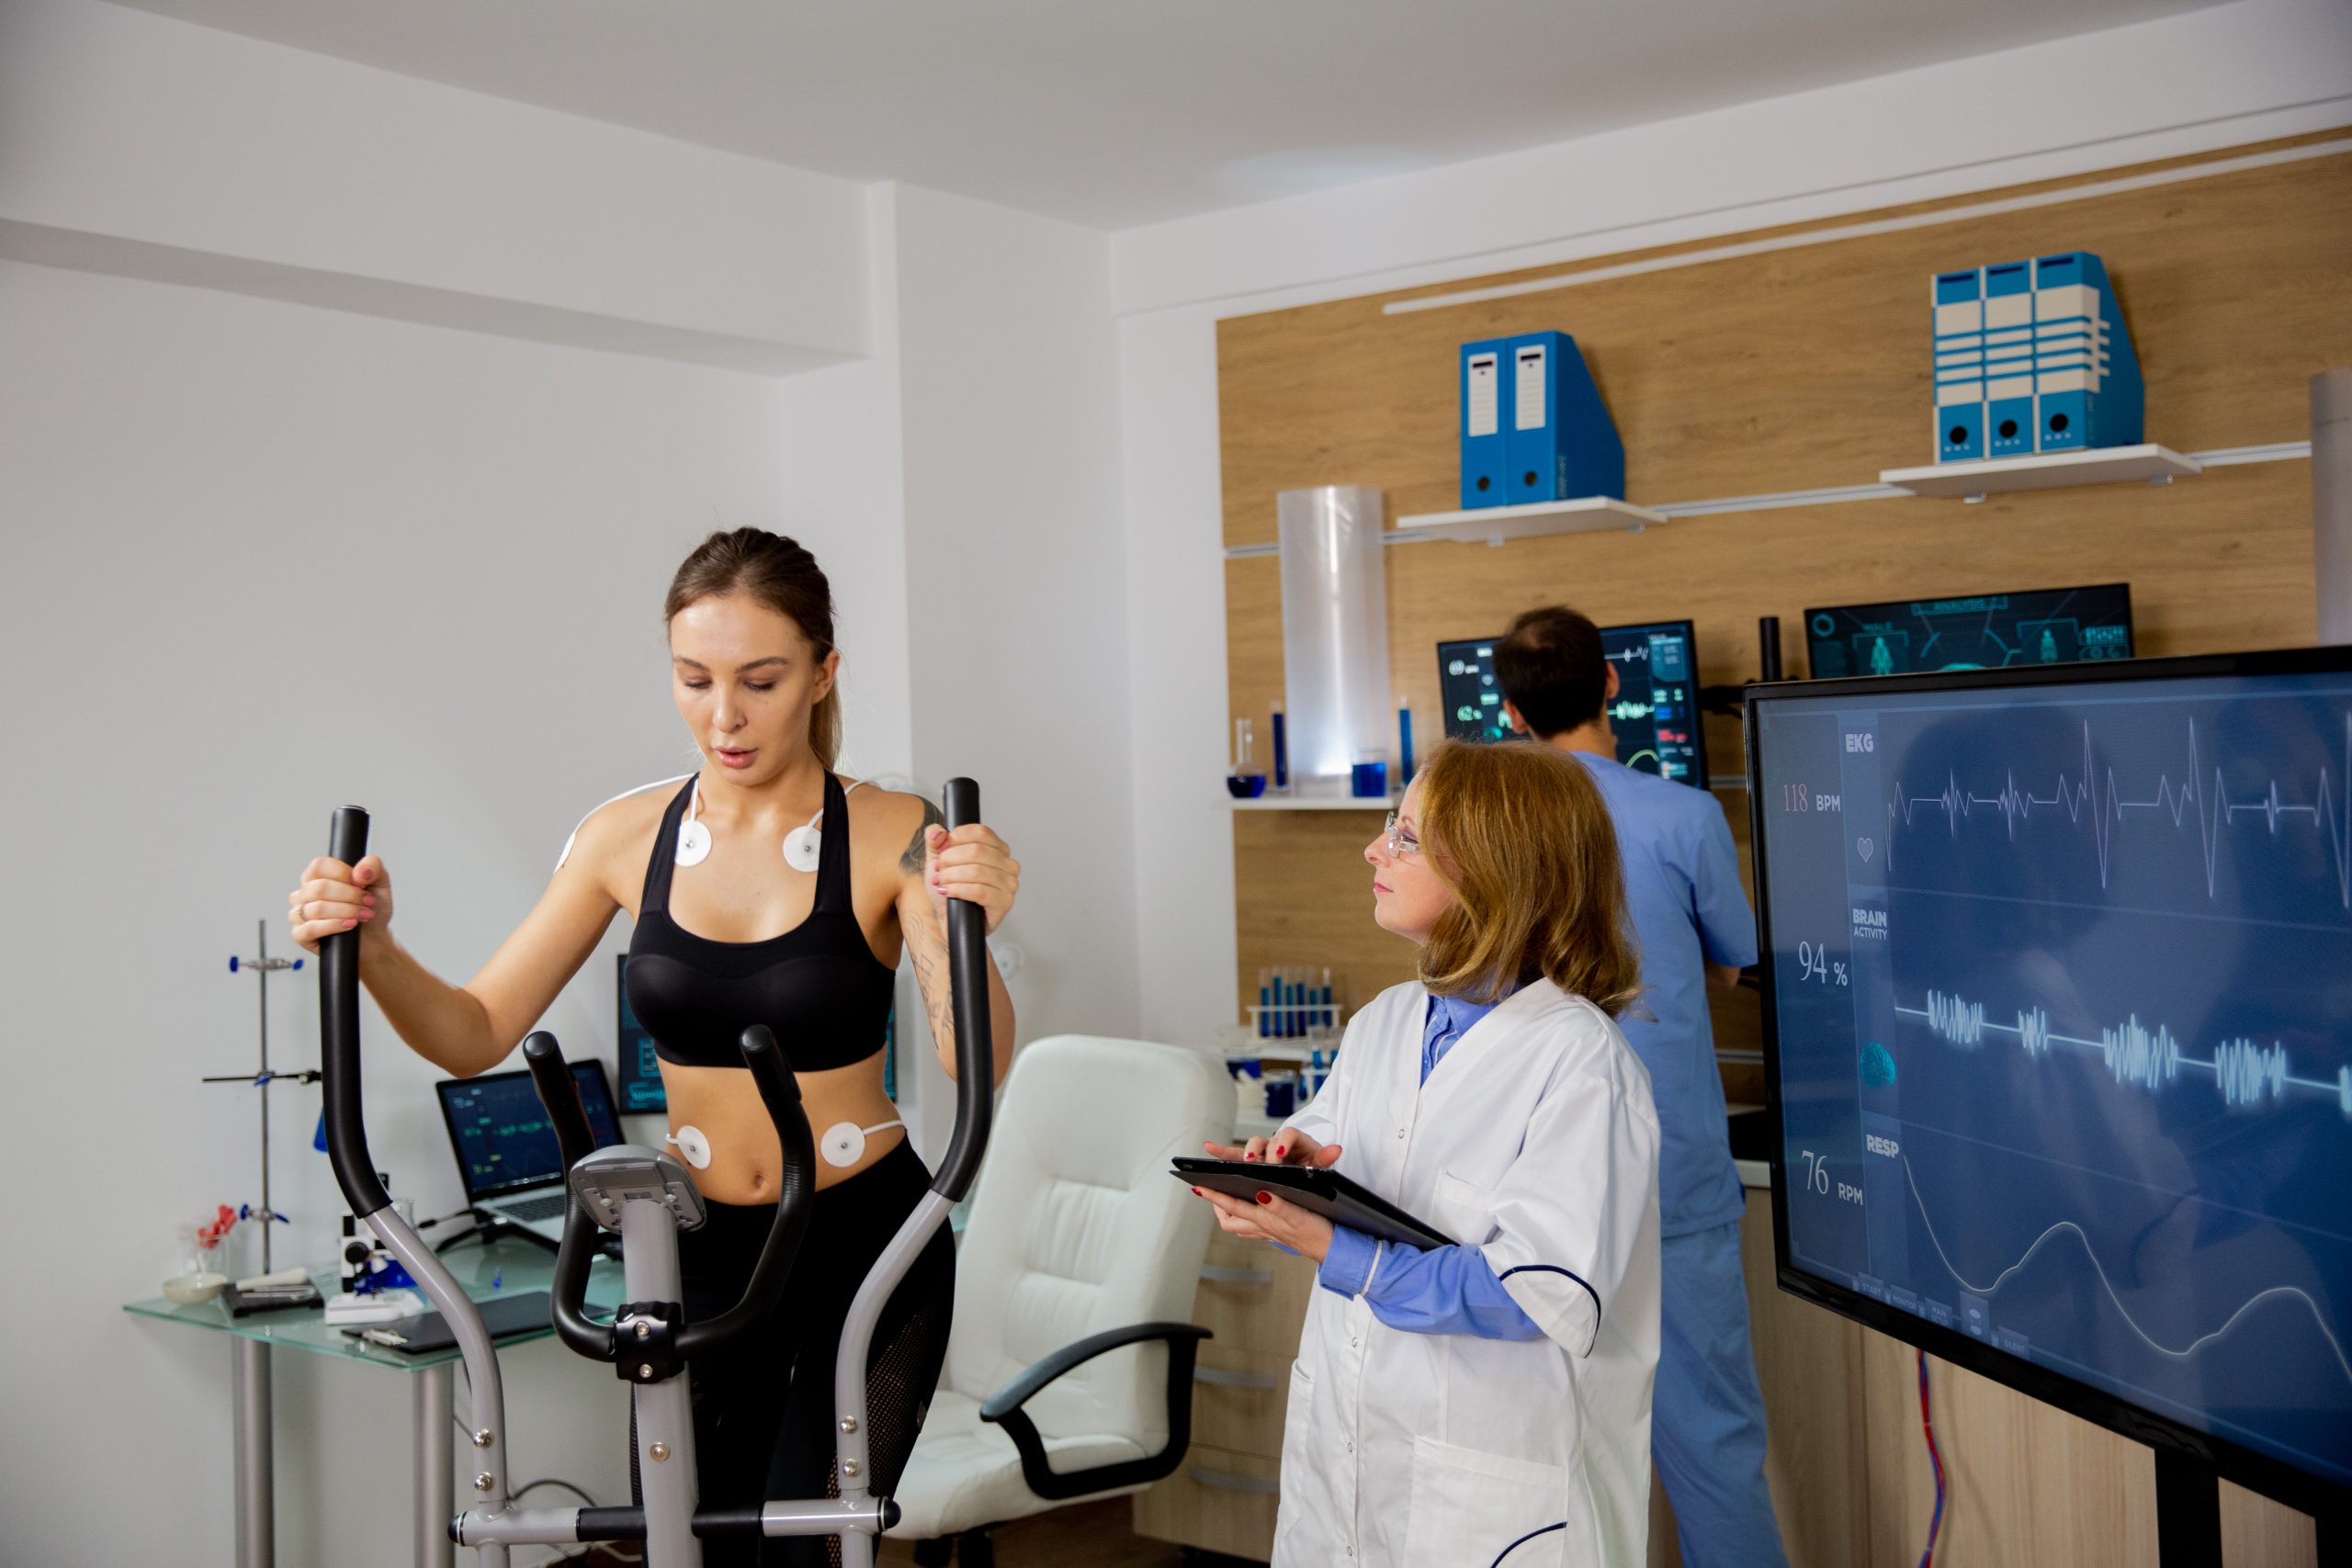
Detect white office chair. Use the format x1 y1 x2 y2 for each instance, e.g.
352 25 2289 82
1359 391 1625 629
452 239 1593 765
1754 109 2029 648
890 1032 1234 1566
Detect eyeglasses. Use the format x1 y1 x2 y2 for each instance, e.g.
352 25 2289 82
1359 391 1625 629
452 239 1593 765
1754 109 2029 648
1381 812 1421 860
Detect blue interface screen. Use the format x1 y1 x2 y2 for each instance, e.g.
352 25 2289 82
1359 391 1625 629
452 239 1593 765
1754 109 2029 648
1805 582 2132 679
1438 620 1706 785
444 1065 622 1197
1753 665 2352 1488
616 953 666 1113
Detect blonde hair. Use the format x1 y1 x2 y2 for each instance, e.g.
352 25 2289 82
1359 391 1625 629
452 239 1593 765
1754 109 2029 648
664 529 842 773
1413 740 1643 1014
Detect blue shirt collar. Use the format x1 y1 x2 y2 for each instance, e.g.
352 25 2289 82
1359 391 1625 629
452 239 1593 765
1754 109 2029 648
1428 988 1507 1036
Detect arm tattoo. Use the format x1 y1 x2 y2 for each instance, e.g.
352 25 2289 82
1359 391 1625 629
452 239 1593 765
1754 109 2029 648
899 799 946 876
905 912 956 1057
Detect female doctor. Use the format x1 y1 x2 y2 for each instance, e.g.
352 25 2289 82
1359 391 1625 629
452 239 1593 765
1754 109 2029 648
1193 740 1664 1568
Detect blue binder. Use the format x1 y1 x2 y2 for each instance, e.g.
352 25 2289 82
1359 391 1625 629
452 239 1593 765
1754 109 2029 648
1504 331 1624 503
1459 338 1513 508
1932 268 1985 463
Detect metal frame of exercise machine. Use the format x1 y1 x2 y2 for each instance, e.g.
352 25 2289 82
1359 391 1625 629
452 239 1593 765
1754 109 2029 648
318 780 999 1566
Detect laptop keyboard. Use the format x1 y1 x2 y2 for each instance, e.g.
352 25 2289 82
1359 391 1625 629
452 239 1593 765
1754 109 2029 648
499 1193 568 1224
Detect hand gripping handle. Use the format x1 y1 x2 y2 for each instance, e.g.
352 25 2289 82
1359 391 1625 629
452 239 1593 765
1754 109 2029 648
929 778 993 1202
317 807 392 1218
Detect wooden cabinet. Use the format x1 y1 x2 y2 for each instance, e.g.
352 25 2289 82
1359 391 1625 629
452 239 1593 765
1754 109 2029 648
1132 1228 1315 1561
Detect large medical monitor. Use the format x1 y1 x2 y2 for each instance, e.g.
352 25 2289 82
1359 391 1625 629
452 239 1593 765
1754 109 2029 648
1437 619 1707 787
1746 648 2352 1514
1805 581 2132 679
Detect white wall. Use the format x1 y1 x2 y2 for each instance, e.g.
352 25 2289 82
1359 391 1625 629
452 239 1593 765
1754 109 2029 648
0 0 874 373
0 258 788 1567
891 182 1141 1051
1109 0 2352 1045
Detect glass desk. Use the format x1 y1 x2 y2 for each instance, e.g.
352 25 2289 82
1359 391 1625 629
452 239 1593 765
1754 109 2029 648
124 1234 623 1568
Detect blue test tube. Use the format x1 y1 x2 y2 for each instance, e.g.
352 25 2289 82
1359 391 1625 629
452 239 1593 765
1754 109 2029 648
1398 696 1415 784
1270 704 1288 791
1258 969 1272 1038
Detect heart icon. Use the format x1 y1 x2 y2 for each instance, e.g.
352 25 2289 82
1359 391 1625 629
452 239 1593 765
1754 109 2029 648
1857 839 1875 863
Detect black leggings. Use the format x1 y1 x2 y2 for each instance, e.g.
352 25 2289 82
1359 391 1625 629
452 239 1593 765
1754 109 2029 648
678 1140 956 1568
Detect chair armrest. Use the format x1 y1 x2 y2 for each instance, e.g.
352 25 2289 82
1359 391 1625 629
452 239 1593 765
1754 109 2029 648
978 1322 1211 1502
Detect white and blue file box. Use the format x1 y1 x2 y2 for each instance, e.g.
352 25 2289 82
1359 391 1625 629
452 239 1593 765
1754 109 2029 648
1930 251 2143 464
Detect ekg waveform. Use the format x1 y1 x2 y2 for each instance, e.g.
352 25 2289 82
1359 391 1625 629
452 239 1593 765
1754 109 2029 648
1884 715 2352 908
1899 1156 2352 1388
1899 990 2352 1114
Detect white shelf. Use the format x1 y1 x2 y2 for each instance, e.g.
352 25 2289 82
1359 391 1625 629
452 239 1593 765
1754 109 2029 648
1880 443 2201 500
1225 793 1398 810
1390 494 1665 544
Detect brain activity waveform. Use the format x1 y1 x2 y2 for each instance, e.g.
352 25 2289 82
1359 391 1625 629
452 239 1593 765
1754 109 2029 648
1899 990 2351 1114
1899 1156 2352 1390
1884 715 2352 908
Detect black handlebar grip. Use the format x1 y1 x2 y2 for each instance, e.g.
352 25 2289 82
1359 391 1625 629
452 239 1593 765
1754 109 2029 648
1757 615 1784 684
319 807 393 1218
675 1027 815 1360
931 778 994 1202
523 1032 596 1174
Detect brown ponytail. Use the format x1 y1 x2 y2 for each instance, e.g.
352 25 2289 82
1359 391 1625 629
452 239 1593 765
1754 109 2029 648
664 529 842 772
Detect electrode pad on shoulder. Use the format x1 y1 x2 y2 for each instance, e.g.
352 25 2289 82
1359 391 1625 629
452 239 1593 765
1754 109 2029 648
820 1119 904 1168
666 1126 712 1170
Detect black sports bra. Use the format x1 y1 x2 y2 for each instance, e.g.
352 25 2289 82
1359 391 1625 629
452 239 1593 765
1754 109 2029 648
624 772 896 1073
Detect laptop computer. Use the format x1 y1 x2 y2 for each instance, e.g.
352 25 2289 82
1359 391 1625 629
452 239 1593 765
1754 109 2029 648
435 1061 623 1244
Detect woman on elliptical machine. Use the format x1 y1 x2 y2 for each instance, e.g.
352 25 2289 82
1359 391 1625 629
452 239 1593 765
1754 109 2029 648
286 526 1020 1566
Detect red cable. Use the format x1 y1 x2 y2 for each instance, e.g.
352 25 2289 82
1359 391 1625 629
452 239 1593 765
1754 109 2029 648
1917 1348 1948 1568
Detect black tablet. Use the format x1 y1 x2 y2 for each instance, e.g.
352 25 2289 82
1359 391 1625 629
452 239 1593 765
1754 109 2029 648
340 1291 553 1355
1172 1157 1457 1251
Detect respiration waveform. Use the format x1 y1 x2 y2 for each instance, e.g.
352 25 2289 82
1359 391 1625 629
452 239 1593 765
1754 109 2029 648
1896 990 2348 1113
1899 1156 2352 1389
1883 715 2352 908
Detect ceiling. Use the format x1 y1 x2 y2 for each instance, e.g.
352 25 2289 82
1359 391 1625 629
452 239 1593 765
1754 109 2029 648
105 0 2228 231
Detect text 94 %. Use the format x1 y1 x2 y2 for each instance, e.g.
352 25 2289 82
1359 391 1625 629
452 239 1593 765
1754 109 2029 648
1794 942 1849 987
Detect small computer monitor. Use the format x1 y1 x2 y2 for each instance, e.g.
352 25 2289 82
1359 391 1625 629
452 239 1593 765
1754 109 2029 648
1601 620 1707 788
616 953 664 1114
435 1060 623 1202
1436 620 1708 787
1437 636 1514 744
1804 582 2133 680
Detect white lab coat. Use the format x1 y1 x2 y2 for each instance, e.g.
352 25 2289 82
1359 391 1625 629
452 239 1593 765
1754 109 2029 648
1271 978 1662 1568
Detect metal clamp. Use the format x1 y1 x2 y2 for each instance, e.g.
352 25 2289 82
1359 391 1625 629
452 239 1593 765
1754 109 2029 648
612 1301 684 1383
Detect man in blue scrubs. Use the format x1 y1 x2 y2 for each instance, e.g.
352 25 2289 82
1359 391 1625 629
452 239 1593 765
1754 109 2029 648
1495 606 1789 1568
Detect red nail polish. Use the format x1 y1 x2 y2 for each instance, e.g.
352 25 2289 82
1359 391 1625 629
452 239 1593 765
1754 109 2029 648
1272 1146 1287 1158
1255 1191 1272 1205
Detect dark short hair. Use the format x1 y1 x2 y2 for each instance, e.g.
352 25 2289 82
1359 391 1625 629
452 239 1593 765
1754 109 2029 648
1493 606 1606 740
